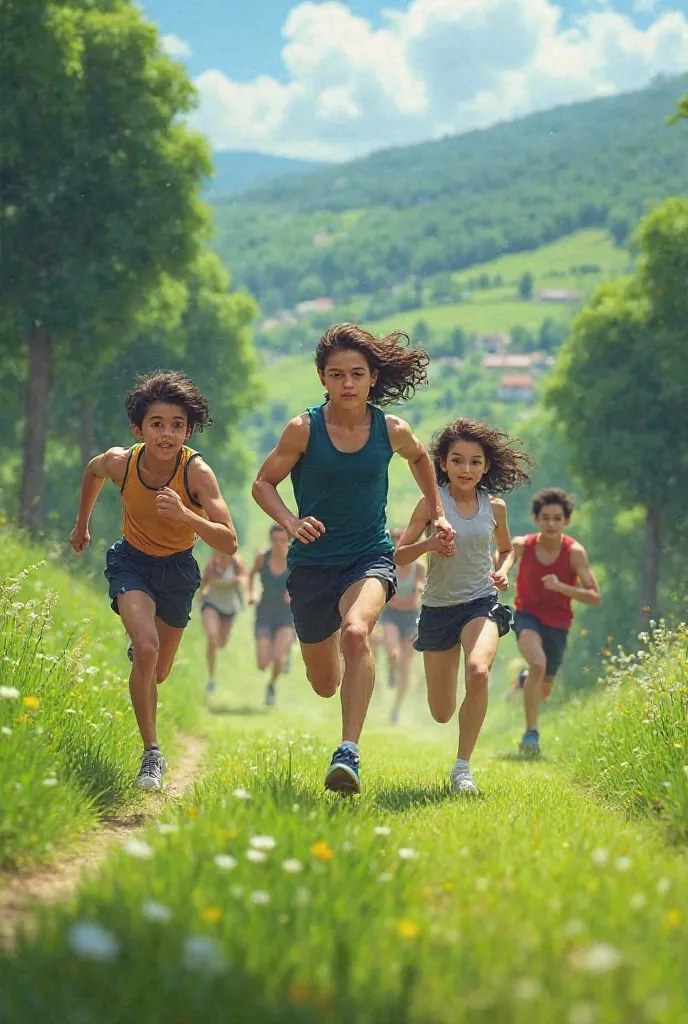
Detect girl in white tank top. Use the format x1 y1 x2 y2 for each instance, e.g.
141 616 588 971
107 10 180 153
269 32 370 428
395 418 532 795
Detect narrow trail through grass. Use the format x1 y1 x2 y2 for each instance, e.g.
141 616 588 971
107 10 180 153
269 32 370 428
0 734 207 951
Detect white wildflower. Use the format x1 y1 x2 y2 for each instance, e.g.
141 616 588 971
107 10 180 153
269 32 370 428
570 942 622 974
398 848 419 861
630 893 646 909
656 877 670 895
183 935 224 973
563 919 584 937
0 687 20 700
568 1004 597 1024
1 727 11 736
249 890 270 905
246 849 267 864
373 826 391 836
68 922 119 961
43 778 58 787
515 978 542 1001
281 859 303 874
377 872 393 883
233 788 251 800
590 848 608 866
157 822 179 835
615 857 631 872
141 901 172 923
214 854 238 871
122 837 154 860
249 835 276 851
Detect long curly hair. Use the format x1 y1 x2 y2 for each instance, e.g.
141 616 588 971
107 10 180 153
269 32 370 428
125 370 212 433
315 323 429 406
430 417 534 493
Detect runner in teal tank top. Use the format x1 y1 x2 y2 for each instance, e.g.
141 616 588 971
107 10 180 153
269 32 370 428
252 323 455 794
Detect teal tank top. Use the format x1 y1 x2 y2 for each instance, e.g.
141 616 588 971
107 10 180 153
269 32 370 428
288 403 394 568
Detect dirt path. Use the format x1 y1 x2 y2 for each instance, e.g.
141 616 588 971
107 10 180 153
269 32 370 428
0 734 206 951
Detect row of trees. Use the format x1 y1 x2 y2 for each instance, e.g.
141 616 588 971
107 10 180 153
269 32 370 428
0 0 258 537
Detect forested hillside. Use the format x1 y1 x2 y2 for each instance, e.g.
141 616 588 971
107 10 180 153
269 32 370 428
212 76 688 310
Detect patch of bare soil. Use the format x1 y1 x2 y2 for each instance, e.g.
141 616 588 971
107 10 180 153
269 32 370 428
0 734 206 951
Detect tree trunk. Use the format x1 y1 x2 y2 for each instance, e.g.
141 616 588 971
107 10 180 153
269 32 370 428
80 394 94 470
19 324 52 536
640 500 662 623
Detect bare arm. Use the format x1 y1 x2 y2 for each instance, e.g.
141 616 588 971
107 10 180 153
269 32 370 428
490 499 514 592
543 544 601 606
394 498 455 566
157 459 237 556
252 416 326 545
248 551 265 605
70 447 130 554
387 416 455 542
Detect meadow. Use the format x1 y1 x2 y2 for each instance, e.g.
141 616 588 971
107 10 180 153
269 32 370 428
2 529 688 1023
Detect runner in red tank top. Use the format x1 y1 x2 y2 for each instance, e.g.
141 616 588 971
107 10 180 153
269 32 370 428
511 488 600 756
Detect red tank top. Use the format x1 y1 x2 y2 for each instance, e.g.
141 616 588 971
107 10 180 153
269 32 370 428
515 534 577 629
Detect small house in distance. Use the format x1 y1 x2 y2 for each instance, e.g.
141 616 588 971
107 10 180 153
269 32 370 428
534 288 582 303
473 332 510 353
497 374 536 402
295 297 335 316
482 352 547 372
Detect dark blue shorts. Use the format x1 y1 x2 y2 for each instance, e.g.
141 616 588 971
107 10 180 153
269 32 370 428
104 539 201 630
414 593 512 652
286 554 397 645
380 606 419 639
514 611 569 678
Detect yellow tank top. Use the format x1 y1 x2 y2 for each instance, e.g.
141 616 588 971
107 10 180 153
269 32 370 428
121 444 207 556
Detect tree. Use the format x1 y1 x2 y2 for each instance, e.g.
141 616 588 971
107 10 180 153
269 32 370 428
1 0 211 533
545 277 686 620
518 271 534 301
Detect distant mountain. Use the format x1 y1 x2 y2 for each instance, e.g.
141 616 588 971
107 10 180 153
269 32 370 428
211 76 688 308
206 151 327 197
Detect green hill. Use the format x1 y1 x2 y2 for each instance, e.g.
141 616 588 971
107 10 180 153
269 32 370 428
211 76 688 310
207 151 325 197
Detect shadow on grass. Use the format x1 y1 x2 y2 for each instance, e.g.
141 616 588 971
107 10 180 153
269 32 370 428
373 782 465 812
494 751 547 763
60 740 130 813
207 704 268 717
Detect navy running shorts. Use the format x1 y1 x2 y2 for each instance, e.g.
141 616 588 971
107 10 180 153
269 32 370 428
379 606 419 639
201 601 236 624
104 538 201 630
513 611 569 678
286 553 397 645
414 594 512 652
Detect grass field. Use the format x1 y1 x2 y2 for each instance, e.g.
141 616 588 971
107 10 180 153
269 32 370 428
2 531 688 1022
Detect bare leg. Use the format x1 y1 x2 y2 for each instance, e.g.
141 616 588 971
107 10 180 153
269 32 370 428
517 630 548 731
457 617 499 760
299 632 342 698
202 606 222 680
117 591 160 748
391 636 415 721
256 634 273 672
383 621 400 688
271 627 294 685
338 577 387 744
424 646 462 724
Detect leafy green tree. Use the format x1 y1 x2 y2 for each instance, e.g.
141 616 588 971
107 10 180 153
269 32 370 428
518 271 534 301
0 0 211 533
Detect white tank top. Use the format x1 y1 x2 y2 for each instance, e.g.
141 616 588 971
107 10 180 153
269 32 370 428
422 487 496 608
204 559 242 616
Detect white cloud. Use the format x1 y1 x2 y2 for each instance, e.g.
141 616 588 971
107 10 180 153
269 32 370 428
190 0 688 160
161 33 192 59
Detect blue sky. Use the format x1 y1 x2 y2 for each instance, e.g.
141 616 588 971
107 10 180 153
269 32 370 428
140 0 688 160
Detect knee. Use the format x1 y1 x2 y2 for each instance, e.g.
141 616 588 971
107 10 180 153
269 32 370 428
257 652 271 671
206 632 220 649
340 622 368 661
155 664 172 685
388 647 400 665
527 652 547 675
132 636 159 668
428 699 455 724
465 663 489 695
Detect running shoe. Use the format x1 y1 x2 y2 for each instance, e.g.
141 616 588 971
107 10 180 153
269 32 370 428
205 679 216 696
517 667 528 690
134 747 167 790
450 765 479 796
325 745 360 794
519 730 541 756
265 682 276 706
126 642 134 664
389 704 399 725
387 665 397 689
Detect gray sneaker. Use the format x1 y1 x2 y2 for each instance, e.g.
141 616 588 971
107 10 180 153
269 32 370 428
135 748 167 790
451 766 479 796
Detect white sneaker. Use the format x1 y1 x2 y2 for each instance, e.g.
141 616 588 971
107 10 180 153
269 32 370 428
134 748 167 790
451 766 479 796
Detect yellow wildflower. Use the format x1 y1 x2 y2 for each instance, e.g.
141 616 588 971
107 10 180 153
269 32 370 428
311 841 334 862
395 918 420 940
662 909 682 930
23 696 39 710
200 906 222 924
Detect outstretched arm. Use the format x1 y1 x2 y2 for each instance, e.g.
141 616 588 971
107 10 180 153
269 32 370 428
252 416 326 545
387 416 455 542
543 543 601 606
70 447 130 554
248 551 265 605
158 459 237 556
394 498 455 566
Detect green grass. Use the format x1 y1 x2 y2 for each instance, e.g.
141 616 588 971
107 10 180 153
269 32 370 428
3 594 688 1021
0 529 200 869
367 296 569 337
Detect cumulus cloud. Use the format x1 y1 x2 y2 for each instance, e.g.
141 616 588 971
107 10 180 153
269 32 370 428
161 33 192 59
190 0 688 160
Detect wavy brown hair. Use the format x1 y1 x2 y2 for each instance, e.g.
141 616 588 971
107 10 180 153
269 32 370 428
125 370 212 433
315 323 429 406
430 417 534 493
532 487 575 518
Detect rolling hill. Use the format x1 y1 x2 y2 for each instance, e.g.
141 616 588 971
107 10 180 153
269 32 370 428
206 151 325 197
211 76 688 311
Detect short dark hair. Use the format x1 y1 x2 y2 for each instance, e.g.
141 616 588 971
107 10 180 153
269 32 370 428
315 323 429 406
125 370 212 433
430 418 533 493
532 487 575 518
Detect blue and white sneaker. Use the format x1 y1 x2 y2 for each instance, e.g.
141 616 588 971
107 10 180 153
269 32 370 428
519 730 540 756
205 679 216 696
325 745 360 794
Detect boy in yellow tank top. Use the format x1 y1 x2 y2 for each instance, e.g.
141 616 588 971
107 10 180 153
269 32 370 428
69 371 237 790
